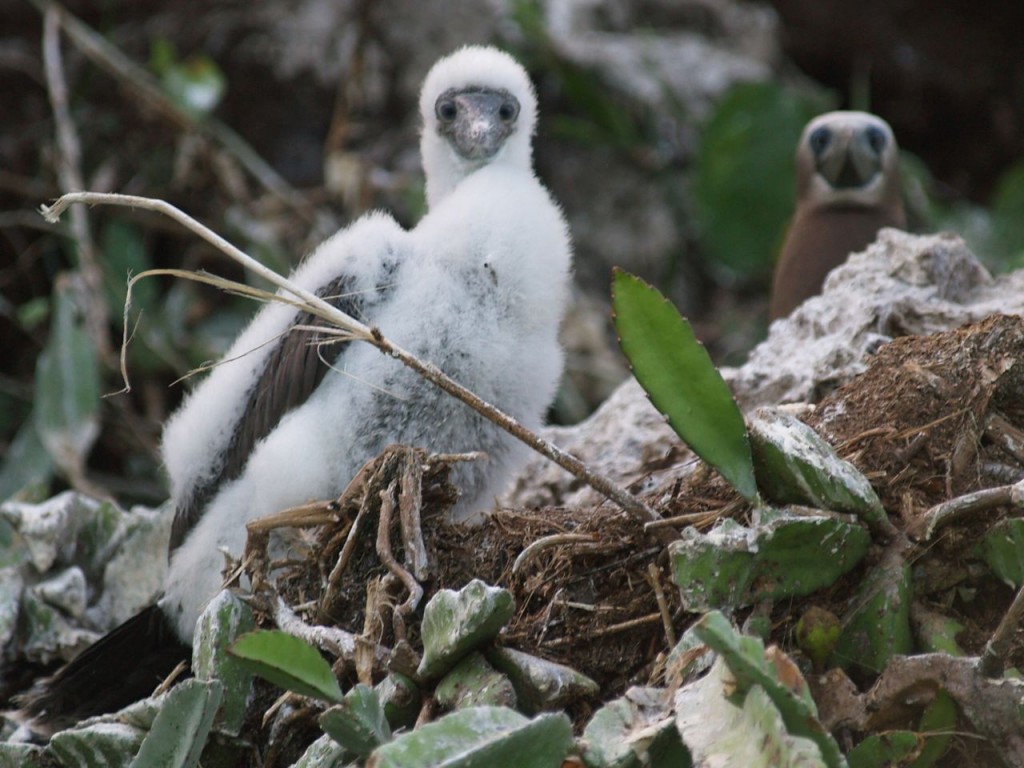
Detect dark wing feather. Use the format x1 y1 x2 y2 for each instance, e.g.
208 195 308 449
169 272 371 552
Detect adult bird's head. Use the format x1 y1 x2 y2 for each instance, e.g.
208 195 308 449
796 111 902 212
420 46 538 208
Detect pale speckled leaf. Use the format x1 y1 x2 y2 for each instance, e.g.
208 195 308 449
748 408 889 534
675 658 828 768
486 646 597 714
671 512 870 612
0 743 46 768
127 679 223 768
368 706 572 768
612 270 759 502
319 684 392 758
582 688 688 768
192 589 255 735
417 580 515 680
691 611 844 768
435 652 517 711
49 722 146 768
291 733 350 768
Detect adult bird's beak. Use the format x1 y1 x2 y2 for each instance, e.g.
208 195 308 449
814 123 887 190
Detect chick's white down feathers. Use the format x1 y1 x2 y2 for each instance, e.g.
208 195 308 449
160 46 572 641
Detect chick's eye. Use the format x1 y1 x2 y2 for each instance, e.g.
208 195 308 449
498 100 519 122
436 99 457 122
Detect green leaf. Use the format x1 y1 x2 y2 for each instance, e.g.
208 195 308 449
694 81 834 277
833 550 912 675
977 518 1024 588
612 270 758 501
33 277 101 479
911 690 956 768
847 731 920 768
228 629 343 702
151 39 226 116
369 706 573 768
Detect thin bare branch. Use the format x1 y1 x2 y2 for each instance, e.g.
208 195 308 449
42 191 662 527
980 582 1024 678
913 479 1024 541
42 6 111 363
28 0 312 219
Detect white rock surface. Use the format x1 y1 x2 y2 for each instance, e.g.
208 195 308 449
503 230 1024 509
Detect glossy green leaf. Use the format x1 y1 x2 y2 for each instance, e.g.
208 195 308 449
228 629 343 702
612 269 758 501
369 706 573 768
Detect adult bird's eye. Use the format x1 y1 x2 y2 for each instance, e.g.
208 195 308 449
436 99 457 122
865 125 888 154
498 100 519 122
808 126 831 155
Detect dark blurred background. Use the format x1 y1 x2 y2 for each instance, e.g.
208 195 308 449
2 0 1023 506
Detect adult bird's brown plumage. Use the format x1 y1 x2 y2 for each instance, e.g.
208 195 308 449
769 111 906 320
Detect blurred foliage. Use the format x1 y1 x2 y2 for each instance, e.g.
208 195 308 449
149 38 226 117
694 81 835 279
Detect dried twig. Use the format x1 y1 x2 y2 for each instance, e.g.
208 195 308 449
647 562 677 648
912 479 1024 541
273 596 389 667
41 6 111 364
979 582 1024 678
512 533 601 575
543 612 663 647
376 482 423 639
41 191 662 527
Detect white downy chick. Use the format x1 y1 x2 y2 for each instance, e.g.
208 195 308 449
160 45 572 641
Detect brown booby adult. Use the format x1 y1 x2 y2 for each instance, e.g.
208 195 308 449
769 111 905 320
